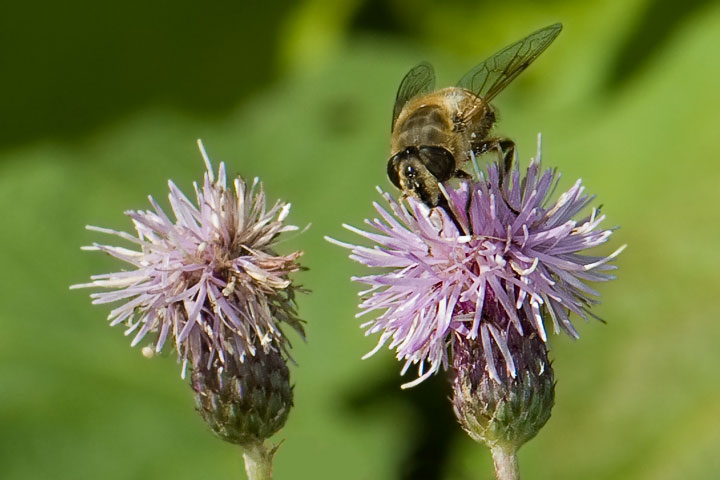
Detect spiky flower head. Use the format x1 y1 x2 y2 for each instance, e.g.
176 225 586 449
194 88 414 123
329 138 624 388
72 140 304 374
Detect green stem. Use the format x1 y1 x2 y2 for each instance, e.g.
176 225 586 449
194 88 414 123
490 445 519 480
242 441 275 480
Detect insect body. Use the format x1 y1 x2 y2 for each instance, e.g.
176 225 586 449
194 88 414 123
387 23 563 207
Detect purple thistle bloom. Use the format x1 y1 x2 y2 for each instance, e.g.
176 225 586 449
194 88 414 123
329 138 624 388
72 141 304 375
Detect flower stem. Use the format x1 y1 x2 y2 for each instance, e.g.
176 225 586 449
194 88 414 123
490 445 519 480
242 441 275 480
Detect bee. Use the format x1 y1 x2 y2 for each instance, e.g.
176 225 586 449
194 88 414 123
387 23 563 207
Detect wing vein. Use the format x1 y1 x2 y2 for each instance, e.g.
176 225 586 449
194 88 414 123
457 23 562 102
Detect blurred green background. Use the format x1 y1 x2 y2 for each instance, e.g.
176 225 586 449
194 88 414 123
2 0 719 478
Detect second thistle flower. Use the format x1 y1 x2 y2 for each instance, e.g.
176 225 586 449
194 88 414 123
73 141 305 374
73 141 307 455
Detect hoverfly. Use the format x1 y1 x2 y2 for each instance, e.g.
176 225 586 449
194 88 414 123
387 23 562 207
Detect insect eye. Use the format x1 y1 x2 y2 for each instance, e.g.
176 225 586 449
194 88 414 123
386 155 402 188
418 146 455 182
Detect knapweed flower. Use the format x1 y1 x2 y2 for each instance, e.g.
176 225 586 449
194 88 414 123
72 141 305 375
329 138 624 388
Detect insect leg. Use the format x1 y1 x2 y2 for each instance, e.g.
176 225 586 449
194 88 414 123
498 139 520 214
435 194 465 233
470 137 515 183
472 138 519 213
497 138 516 188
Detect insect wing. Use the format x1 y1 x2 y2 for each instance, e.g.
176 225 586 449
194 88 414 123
392 62 435 131
457 23 562 102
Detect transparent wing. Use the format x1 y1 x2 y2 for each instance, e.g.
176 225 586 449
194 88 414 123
392 62 435 131
457 23 562 102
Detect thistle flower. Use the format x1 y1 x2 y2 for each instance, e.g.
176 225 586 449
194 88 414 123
71 140 304 375
329 138 624 388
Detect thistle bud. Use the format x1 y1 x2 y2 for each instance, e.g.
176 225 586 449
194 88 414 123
191 346 293 446
451 326 554 453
